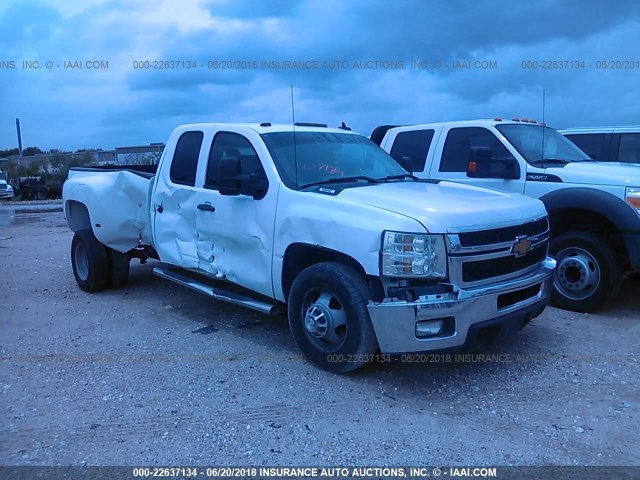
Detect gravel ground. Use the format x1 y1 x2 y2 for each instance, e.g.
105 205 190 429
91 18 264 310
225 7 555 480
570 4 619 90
0 208 638 466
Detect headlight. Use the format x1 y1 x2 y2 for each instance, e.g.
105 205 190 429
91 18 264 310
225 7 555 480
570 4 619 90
381 231 447 278
7 185 13 191
626 187 640 212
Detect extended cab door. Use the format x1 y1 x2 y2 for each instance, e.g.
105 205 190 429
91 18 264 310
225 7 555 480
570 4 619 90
192 130 277 298
153 127 277 298
152 128 207 270
430 126 526 194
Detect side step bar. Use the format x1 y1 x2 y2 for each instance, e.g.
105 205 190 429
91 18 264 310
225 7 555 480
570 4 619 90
153 266 279 316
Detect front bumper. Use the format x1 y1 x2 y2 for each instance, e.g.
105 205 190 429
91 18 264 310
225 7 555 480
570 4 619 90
367 257 556 353
0 190 14 199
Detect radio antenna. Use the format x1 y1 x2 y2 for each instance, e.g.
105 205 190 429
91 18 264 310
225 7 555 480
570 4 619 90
291 85 298 189
541 87 546 162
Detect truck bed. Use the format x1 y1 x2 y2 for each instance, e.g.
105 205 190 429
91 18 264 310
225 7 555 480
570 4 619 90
64 165 158 252
70 164 158 178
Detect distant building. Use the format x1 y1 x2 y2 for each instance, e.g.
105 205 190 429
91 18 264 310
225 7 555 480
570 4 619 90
0 143 165 167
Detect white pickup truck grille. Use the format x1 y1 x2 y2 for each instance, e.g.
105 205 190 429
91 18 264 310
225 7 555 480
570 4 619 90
446 217 550 288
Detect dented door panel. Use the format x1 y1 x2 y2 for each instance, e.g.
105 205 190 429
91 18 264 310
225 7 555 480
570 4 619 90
194 189 278 298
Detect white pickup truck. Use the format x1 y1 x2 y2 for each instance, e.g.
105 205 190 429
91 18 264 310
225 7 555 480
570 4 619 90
374 119 640 313
63 122 555 373
0 169 14 200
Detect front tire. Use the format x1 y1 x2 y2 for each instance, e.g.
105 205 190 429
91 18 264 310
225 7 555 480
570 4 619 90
288 262 378 374
71 229 109 293
550 231 621 313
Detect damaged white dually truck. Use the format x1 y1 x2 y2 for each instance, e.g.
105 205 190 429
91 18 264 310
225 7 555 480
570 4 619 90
63 123 556 373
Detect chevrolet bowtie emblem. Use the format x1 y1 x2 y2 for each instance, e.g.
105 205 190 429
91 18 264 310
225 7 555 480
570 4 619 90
511 236 533 256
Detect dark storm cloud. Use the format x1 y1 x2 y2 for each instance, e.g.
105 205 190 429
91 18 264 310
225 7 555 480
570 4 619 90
0 0 639 150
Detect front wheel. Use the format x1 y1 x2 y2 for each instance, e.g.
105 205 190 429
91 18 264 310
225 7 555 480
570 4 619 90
550 231 621 313
287 262 378 374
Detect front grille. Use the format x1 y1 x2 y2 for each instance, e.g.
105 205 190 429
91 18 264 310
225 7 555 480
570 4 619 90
448 217 550 287
0 184 6 190
462 245 547 283
458 218 548 247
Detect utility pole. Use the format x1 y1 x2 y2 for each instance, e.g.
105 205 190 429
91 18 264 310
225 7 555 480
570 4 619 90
16 118 23 157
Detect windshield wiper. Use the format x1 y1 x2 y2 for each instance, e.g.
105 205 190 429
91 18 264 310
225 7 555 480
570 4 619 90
377 173 419 182
300 176 381 189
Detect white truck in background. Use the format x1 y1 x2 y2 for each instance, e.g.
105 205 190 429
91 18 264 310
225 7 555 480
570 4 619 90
0 169 15 200
561 126 640 164
63 122 555 373
374 119 640 312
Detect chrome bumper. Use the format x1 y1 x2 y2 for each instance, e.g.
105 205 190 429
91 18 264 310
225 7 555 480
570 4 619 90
367 257 556 353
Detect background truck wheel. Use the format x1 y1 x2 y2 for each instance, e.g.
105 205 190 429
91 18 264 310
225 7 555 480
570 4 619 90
287 262 379 374
107 248 130 289
550 231 621 313
71 229 109 293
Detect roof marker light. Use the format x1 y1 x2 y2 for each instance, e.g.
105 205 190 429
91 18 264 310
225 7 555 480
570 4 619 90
494 117 502 121
512 117 520 122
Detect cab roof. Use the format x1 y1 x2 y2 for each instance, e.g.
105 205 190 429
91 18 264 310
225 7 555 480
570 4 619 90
174 122 357 135
559 126 640 134
389 118 547 131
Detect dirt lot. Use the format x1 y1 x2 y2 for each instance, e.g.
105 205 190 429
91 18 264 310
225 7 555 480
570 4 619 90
0 205 638 466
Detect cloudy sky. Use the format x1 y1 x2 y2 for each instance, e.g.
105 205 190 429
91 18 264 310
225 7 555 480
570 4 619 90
1 0 639 151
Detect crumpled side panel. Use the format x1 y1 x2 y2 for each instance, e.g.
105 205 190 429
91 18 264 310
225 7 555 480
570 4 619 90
64 170 152 253
153 187 200 269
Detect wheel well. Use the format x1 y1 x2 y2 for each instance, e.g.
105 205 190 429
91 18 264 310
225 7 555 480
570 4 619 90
66 200 91 232
281 243 381 301
548 208 627 259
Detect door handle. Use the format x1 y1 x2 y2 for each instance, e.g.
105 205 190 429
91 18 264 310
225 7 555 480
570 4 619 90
197 203 216 212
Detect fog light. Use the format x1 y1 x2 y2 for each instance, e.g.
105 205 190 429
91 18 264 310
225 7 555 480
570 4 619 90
416 319 445 338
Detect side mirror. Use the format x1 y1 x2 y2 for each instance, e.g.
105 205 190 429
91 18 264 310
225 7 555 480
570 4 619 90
218 155 268 199
398 156 414 174
218 155 242 196
467 147 520 180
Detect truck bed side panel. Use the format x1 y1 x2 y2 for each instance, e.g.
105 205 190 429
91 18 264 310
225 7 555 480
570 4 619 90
63 169 154 252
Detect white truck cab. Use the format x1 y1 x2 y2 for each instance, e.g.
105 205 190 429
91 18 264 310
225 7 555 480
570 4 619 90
63 122 555 373
0 169 15 200
375 119 640 312
560 126 640 164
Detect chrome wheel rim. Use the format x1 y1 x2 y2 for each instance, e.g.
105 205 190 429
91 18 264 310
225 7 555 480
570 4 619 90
301 290 347 351
554 247 600 301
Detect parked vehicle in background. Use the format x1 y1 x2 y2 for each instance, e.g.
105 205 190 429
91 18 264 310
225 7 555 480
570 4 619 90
374 118 640 313
62 122 555 373
17 176 62 200
560 126 640 164
0 169 15 200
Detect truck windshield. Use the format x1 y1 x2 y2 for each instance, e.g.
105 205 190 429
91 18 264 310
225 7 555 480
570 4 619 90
496 124 591 165
260 132 408 190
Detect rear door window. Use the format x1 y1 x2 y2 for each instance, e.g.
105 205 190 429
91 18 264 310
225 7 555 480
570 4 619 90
169 131 204 186
564 133 609 161
618 134 640 164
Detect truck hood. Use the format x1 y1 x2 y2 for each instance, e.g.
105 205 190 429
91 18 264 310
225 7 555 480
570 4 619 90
549 162 640 186
336 181 547 233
